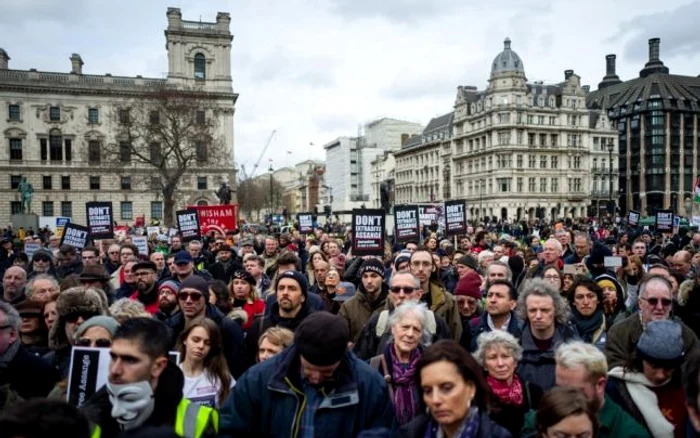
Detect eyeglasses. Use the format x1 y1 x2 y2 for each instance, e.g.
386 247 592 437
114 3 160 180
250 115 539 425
178 291 204 302
65 311 99 323
390 286 416 294
75 338 112 348
640 297 673 308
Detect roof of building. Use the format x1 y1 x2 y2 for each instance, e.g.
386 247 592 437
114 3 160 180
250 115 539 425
424 112 454 134
491 38 525 76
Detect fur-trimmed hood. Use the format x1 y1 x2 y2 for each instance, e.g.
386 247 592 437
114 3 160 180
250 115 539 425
679 279 695 306
49 287 110 350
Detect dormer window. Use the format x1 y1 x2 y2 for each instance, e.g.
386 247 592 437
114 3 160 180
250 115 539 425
194 53 206 80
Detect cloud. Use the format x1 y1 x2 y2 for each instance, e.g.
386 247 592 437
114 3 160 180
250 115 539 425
246 47 336 87
328 0 462 23
0 0 89 24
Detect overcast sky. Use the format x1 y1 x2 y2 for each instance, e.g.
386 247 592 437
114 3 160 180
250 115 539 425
2 0 699 176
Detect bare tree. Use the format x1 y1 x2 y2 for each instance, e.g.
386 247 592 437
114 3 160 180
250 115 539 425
99 85 228 226
237 176 285 221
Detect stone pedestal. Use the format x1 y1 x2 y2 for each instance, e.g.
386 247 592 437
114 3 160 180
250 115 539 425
11 213 39 231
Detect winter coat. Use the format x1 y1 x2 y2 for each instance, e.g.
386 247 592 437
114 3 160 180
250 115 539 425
490 379 542 437
245 301 313 365
517 322 578 391
339 284 389 341
595 273 630 329
425 281 462 342
0 344 60 399
219 345 394 438
398 412 511 438
676 279 700 339
469 311 522 352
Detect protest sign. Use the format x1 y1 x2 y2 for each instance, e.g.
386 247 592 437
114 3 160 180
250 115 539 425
146 226 160 237
187 205 237 236
351 209 385 256
444 200 467 236
394 205 420 242
85 202 114 239
60 223 89 249
24 242 40 260
132 236 148 255
627 210 641 227
297 213 314 234
655 209 674 233
417 204 445 235
176 209 201 242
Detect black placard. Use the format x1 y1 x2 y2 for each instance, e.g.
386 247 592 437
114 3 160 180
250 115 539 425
351 209 385 256
85 201 114 239
394 205 420 242
655 209 674 233
297 213 314 234
59 223 89 249
444 200 467 236
176 209 201 242
627 210 641 227
67 348 102 407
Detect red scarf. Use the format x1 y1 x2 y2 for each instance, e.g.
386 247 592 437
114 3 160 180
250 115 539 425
487 374 524 406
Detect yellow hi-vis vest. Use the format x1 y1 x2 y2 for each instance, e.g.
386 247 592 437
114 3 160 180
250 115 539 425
90 398 219 438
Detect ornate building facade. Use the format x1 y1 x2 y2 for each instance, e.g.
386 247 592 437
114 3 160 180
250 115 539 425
0 7 237 225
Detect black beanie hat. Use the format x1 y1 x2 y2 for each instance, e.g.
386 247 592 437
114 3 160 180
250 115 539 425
359 258 385 278
295 311 350 366
276 270 308 296
233 269 256 287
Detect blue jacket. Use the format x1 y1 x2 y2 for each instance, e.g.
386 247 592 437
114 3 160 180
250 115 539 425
219 345 394 438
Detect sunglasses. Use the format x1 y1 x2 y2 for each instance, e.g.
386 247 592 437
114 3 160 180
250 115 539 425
640 297 673 308
178 291 204 301
75 338 112 348
33 257 50 262
65 311 99 323
390 286 416 294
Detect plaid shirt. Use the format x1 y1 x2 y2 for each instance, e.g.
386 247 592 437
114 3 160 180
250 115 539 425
298 381 325 438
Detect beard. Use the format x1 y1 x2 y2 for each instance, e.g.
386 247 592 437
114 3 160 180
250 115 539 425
159 299 178 314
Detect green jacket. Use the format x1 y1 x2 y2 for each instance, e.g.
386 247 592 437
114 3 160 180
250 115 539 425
520 395 650 438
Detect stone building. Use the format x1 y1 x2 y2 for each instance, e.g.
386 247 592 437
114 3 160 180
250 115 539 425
0 7 237 225
587 38 700 216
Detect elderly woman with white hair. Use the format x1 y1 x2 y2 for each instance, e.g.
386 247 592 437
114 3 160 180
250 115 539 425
475 330 543 436
370 301 432 426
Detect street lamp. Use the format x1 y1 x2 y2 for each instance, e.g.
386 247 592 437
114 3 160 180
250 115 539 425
607 140 614 219
268 164 274 221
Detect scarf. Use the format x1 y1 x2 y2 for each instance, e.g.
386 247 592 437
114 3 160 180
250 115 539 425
0 340 20 369
487 374 523 406
424 406 480 438
571 307 604 343
388 343 421 425
607 367 674 437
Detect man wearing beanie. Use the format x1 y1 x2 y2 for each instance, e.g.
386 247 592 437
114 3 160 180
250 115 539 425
338 258 390 341
155 280 179 321
220 312 393 438
164 275 247 379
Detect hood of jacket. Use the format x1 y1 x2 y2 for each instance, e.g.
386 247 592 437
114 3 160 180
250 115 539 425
49 287 109 350
678 279 696 307
356 282 389 312
594 273 626 314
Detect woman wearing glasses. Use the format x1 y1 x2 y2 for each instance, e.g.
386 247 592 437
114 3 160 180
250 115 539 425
73 315 119 349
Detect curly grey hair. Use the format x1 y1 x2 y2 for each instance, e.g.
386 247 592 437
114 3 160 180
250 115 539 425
387 301 433 347
0 301 20 331
473 330 523 367
517 277 571 325
26 274 59 299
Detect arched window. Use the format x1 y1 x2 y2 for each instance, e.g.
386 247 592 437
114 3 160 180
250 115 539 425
197 200 208 206
194 53 206 80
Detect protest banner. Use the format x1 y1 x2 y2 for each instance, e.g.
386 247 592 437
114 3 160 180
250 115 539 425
417 203 445 235
39 216 71 238
655 209 674 233
394 205 420 242
627 210 641 227
351 209 385 257
444 200 467 236
59 223 89 249
297 213 314 234
85 202 114 239
176 209 201 242
24 242 40 260
132 236 148 255
187 204 237 236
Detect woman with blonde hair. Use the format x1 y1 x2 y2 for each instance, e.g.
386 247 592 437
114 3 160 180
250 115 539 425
227 270 265 329
306 248 329 286
177 318 234 408
257 326 294 362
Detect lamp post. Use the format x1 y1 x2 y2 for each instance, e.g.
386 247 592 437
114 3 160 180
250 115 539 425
268 164 274 221
607 141 614 219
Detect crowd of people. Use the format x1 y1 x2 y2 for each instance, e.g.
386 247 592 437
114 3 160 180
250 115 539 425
1 220 700 437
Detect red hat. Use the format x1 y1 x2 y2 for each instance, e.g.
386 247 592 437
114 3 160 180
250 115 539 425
454 271 482 299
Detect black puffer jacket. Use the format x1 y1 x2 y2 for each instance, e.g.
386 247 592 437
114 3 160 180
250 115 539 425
398 412 512 438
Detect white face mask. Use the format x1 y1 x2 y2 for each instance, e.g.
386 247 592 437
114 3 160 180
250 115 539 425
106 380 155 430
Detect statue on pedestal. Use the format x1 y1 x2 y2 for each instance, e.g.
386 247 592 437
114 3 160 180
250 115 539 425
18 177 33 214
215 182 232 205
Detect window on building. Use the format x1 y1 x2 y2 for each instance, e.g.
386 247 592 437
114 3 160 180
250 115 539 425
89 176 100 190
150 176 161 190
88 108 99 123
540 156 547 169
9 138 22 160
88 140 100 163
196 110 206 125
42 176 52 190
497 178 510 192
10 202 22 215
551 156 558 169
121 176 131 190
539 178 547 192
120 202 133 220
197 176 208 190
49 107 60 121
119 142 131 163
517 177 523 192
8 104 20 121
65 139 72 161
574 156 581 169
151 201 163 219
61 176 70 190
40 138 47 161
196 141 208 163
49 130 62 161
516 155 523 168
119 109 130 124
517 131 523 145
528 178 535 192
61 201 72 218
551 178 558 192
42 201 54 217
10 175 22 190
150 143 162 164
527 115 534 124
149 110 160 125
528 133 536 146
550 134 558 147
540 134 547 147
528 155 536 168
538 116 544 125
194 53 206 80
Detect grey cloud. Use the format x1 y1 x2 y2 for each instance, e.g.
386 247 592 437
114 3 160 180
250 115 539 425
247 47 336 88
0 0 89 24
328 0 461 23
314 113 357 134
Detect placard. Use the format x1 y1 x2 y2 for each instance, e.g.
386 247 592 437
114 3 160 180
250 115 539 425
394 205 420 242
655 209 674 233
24 242 40 260
444 200 467 236
297 213 314 234
85 202 114 239
132 236 149 255
59 223 89 249
627 210 641 227
351 209 385 256
188 205 237 236
673 215 680 235
176 209 201 242
417 204 445 234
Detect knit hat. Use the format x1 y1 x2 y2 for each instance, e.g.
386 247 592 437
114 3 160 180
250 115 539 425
31 248 53 262
588 242 612 265
359 258 385 278
233 269 256 287
333 282 357 302
636 320 684 366
394 251 411 271
454 271 482 299
158 280 180 294
179 275 209 296
508 255 525 278
456 255 480 272
74 316 120 340
597 279 616 291
295 312 350 366
276 270 308 297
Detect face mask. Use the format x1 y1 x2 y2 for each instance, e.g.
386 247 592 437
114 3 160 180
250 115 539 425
106 380 155 430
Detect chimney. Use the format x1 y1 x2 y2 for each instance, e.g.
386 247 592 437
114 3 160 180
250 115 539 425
606 54 616 76
401 133 409 145
565 70 574 80
598 54 622 90
0 48 9 70
648 38 660 61
70 53 83 74
216 12 231 31
640 37 669 78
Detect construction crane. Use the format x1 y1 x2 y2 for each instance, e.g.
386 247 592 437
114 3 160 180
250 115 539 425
237 130 276 181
